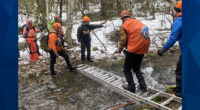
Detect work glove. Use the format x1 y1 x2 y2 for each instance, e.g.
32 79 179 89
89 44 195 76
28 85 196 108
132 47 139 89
158 48 167 56
123 49 127 55
25 31 29 36
56 40 62 46
40 26 44 32
56 53 59 58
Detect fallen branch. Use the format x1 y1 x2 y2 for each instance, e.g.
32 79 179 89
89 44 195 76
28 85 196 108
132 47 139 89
107 102 137 110
92 30 107 51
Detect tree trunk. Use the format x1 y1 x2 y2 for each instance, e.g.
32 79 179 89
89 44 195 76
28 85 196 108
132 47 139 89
64 0 75 48
100 0 108 19
150 0 155 19
116 0 123 14
59 0 63 23
54 0 59 15
82 0 88 10
33 0 39 25
46 0 50 30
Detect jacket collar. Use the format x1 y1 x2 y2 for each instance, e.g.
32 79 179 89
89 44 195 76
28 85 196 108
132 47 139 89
175 12 182 20
122 17 136 23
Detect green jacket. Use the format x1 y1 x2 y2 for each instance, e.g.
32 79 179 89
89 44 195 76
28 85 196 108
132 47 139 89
49 19 55 31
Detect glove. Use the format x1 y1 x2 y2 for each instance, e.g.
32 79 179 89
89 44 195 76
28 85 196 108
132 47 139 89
25 31 29 36
40 26 44 32
158 48 167 56
123 49 127 55
56 40 62 46
56 53 59 58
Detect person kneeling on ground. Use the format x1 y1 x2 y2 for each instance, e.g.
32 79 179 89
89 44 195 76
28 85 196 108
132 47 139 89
48 23 75 76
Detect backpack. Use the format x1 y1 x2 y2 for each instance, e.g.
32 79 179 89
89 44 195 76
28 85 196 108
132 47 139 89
40 32 55 52
22 24 35 38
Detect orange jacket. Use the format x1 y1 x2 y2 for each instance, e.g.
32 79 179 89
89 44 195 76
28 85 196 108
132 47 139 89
23 19 40 38
119 18 150 54
48 31 62 54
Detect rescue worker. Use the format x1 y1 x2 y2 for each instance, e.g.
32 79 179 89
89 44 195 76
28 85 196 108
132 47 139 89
49 15 61 31
22 19 43 62
158 1 182 97
77 16 104 64
118 10 151 93
49 15 64 46
48 23 75 76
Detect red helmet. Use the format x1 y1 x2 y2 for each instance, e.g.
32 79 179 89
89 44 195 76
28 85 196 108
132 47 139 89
82 16 90 22
120 10 131 19
54 15 59 20
174 1 182 12
53 23 61 30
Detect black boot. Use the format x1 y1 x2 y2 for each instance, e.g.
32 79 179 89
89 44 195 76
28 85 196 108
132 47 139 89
122 84 135 93
140 86 148 92
81 61 85 64
87 59 93 63
51 72 56 76
174 87 182 97
70 67 77 72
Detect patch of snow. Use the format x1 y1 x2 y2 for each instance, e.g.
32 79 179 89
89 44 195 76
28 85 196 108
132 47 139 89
19 11 174 63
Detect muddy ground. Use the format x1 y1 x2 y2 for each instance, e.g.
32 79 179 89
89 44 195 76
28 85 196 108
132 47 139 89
18 48 180 110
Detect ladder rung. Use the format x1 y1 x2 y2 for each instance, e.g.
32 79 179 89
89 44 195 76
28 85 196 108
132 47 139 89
76 64 85 68
102 74 112 80
94 71 108 77
100 74 110 80
98 70 107 75
89 68 99 73
148 92 161 100
140 91 149 97
111 79 121 85
77 65 88 70
104 76 116 83
93 72 104 77
161 97 174 106
114 81 123 87
83 67 94 72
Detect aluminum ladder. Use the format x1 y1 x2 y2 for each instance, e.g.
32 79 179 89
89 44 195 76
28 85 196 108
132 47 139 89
76 64 182 110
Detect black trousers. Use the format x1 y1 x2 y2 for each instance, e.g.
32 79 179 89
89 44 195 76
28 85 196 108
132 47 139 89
123 52 147 89
174 55 182 97
81 41 91 61
50 50 72 75
35 39 40 55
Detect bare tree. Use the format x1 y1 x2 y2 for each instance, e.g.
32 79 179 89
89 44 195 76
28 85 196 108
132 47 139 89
149 0 156 19
46 0 50 29
59 0 64 20
33 0 39 25
116 0 123 14
100 0 108 19
116 0 134 14
54 0 59 15
64 0 75 48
